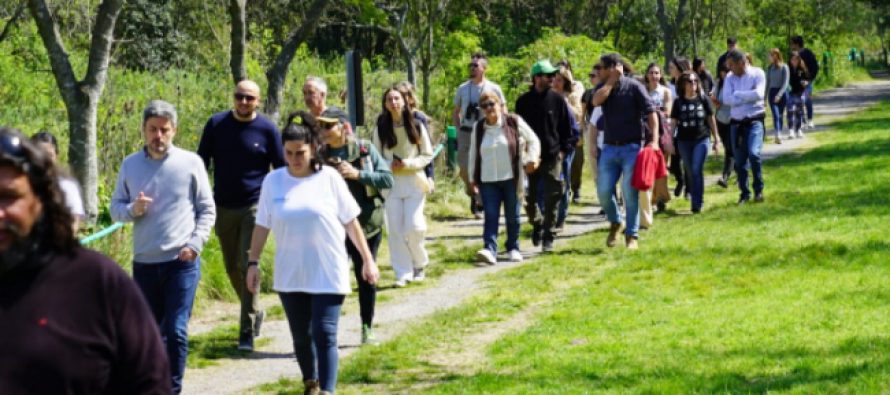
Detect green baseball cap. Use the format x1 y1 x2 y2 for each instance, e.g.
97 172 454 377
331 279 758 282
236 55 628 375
530 60 558 77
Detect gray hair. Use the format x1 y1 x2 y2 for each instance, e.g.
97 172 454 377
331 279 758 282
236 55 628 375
726 49 746 64
143 100 178 127
305 76 328 95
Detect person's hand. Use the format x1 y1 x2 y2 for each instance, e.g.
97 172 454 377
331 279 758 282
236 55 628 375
132 191 153 217
246 265 260 294
427 177 435 194
607 67 622 85
802 81 809 87
362 260 380 285
391 158 405 171
647 141 660 151
773 96 781 104
468 182 479 196
712 141 720 153
524 161 539 174
337 161 360 180
178 247 197 262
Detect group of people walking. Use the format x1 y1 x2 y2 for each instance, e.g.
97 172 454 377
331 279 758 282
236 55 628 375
0 35 820 395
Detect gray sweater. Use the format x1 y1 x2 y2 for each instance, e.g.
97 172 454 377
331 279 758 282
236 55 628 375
766 63 790 100
111 146 216 263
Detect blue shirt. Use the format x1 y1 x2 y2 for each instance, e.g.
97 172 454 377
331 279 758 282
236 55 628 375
197 111 285 208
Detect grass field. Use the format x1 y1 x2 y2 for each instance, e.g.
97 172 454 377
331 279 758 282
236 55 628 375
258 101 890 394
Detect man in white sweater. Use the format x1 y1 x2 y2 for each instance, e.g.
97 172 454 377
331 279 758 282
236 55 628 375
111 100 216 394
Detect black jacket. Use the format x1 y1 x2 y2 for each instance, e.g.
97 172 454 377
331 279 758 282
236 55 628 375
514 87 576 162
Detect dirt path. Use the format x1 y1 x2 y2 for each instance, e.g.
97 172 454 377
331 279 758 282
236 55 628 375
182 79 890 395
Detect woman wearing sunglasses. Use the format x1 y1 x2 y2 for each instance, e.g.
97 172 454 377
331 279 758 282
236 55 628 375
468 91 540 265
670 71 720 213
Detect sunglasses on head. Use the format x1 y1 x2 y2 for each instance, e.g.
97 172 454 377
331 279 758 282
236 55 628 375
234 93 257 102
0 133 29 171
480 101 497 109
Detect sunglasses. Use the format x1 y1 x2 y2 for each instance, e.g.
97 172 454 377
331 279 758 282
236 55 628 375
480 101 497 109
320 121 339 130
0 133 28 170
234 93 257 102
469 63 481 69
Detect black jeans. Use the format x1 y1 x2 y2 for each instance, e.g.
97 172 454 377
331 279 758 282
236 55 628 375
717 121 734 181
525 157 563 241
346 231 381 327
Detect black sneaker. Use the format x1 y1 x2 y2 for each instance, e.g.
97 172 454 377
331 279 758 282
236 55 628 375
673 183 683 197
553 220 565 234
531 225 542 247
656 202 666 212
737 196 750 205
254 310 265 338
717 178 728 188
238 330 254 352
542 239 554 252
754 193 764 203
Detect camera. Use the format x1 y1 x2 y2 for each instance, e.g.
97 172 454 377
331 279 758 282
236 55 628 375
464 102 480 123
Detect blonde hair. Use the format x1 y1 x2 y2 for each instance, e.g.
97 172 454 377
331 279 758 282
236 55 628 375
479 90 501 105
769 48 785 66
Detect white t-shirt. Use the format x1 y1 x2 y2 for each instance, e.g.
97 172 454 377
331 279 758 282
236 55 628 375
59 177 84 217
255 166 361 294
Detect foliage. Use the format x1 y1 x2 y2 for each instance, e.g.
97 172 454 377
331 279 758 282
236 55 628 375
114 0 187 71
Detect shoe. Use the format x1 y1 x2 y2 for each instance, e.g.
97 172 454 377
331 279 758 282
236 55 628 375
673 183 683 197
656 202 666 212
394 279 408 288
254 310 265 338
774 136 782 144
798 129 805 138
625 236 639 250
606 223 621 247
238 330 254 352
413 267 426 282
808 120 815 129
361 324 379 345
684 192 691 201
717 178 728 188
531 225 542 247
303 379 320 395
475 249 497 266
737 196 750 205
542 239 554 252
754 193 764 203
692 208 701 214
572 196 581 204
553 220 565 234
507 249 523 262
598 208 606 215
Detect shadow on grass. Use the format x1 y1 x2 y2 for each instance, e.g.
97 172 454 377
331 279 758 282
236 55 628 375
187 324 280 368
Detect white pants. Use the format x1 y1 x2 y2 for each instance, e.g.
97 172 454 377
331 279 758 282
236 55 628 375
385 178 428 282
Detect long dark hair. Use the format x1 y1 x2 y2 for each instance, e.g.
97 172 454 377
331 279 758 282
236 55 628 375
0 127 76 255
645 63 667 89
789 51 810 76
281 111 323 173
671 56 692 85
376 87 420 150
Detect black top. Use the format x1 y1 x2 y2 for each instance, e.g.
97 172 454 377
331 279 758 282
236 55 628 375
798 48 819 79
789 66 810 95
0 247 171 394
514 87 577 161
598 77 657 144
671 95 715 141
197 111 286 208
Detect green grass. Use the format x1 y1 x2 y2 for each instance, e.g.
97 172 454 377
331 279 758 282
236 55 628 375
187 324 273 368
257 101 890 394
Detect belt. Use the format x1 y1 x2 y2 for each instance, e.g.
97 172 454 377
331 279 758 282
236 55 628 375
730 113 765 125
604 140 640 146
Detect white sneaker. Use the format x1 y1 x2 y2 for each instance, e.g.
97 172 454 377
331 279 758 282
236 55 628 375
475 249 497 266
507 249 523 262
797 129 805 138
807 120 815 129
394 279 408 288
412 267 426 282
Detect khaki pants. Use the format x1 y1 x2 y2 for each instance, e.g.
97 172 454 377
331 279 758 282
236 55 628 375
215 205 260 335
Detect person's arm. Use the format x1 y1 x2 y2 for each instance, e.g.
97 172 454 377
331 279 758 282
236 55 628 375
662 87 673 115
452 87 463 127
356 143 394 189
268 126 286 168
708 115 720 152
780 65 790 96
646 112 659 147
196 118 214 171
401 123 434 170
732 70 767 103
110 161 136 222
558 98 577 154
345 218 379 285
183 161 216 260
245 225 270 294
591 75 617 107
516 116 541 170
467 125 478 187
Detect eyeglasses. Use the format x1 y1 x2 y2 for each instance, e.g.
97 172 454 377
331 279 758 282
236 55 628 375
686 79 699 84
469 63 480 69
588 73 597 78
480 101 497 109
234 93 257 102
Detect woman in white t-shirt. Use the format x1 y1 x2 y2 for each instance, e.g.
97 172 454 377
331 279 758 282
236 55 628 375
246 111 379 395
372 87 433 287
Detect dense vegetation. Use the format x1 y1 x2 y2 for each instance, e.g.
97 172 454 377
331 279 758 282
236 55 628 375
0 0 885 303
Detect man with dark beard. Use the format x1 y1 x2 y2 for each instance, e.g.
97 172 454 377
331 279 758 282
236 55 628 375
0 127 170 394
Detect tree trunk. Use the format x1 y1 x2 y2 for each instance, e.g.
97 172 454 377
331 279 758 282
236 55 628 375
228 0 247 84
656 0 688 70
28 0 123 223
0 2 26 43
263 0 329 122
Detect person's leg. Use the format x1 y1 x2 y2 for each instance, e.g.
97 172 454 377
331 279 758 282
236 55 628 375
524 171 542 228
618 145 641 238
571 143 584 200
688 138 710 211
718 122 734 181
403 191 429 272
677 139 694 210
162 258 201 394
596 147 622 225
238 206 260 336
503 179 521 252
638 188 653 229
347 232 380 327
311 294 346 393
732 124 751 200
280 292 317 383
768 88 783 138
556 150 574 226
747 121 765 197
215 207 253 336
384 196 412 283
541 157 564 244
804 83 814 123
479 182 501 255
669 151 684 195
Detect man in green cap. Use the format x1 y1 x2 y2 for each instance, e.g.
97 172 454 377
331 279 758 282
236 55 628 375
514 60 577 252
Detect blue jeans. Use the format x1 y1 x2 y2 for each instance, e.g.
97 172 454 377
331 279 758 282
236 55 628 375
768 87 787 134
280 292 345 392
596 143 641 238
556 149 575 225
480 179 520 254
677 137 710 211
804 83 814 121
731 121 765 199
133 258 201 394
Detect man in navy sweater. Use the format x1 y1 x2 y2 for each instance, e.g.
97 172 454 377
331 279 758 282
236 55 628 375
197 80 285 352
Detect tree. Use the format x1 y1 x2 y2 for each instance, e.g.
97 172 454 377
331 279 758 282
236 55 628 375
228 0 246 84
655 0 689 67
28 0 124 223
0 2 26 44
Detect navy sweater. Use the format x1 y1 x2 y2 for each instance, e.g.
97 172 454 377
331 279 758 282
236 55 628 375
197 111 285 208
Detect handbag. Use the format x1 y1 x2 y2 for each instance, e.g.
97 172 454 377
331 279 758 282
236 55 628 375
658 111 676 156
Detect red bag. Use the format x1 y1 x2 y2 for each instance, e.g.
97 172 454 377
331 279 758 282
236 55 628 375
632 146 668 191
